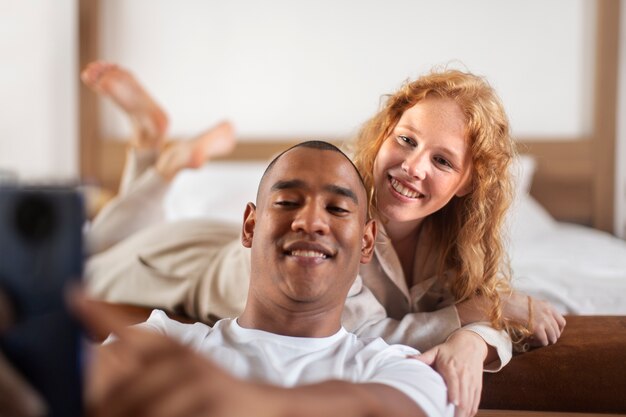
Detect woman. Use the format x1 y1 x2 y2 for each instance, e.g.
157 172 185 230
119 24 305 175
83 62 565 417
345 70 565 414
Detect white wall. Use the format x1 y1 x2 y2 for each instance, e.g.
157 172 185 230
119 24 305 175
98 0 596 141
0 0 78 181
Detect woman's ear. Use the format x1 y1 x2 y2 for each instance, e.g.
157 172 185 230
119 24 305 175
455 172 473 197
455 183 472 197
241 202 257 248
360 219 377 263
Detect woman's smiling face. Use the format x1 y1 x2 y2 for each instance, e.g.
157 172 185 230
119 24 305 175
373 96 473 227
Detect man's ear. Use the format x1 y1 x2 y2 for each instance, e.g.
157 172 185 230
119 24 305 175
360 219 377 264
241 202 257 248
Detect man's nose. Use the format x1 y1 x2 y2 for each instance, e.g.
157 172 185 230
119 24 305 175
401 151 428 180
291 202 330 235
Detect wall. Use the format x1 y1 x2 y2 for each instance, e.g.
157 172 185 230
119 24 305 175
0 0 78 181
98 0 596 141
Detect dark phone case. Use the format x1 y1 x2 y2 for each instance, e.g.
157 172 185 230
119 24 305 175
0 185 84 417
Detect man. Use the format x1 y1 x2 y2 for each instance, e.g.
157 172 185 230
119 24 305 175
76 141 453 417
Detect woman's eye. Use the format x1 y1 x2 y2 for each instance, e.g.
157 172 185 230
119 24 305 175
434 156 452 169
397 135 416 147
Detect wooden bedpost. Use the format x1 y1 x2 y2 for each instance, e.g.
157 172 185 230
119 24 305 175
592 0 620 232
78 0 101 185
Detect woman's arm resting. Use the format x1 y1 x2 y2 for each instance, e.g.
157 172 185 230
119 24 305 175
456 291 566 346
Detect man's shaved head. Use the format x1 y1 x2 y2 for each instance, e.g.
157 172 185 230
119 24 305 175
257 141 368 215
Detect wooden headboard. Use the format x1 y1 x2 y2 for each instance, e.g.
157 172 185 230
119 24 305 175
77 1 620 232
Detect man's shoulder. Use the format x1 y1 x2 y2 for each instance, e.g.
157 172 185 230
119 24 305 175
143 309 225 345
344 328 420 358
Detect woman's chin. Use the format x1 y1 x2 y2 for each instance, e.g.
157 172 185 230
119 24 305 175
377 205 425 226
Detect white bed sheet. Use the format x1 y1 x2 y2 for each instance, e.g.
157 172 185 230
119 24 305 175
509 221 626 315
164 161 626 316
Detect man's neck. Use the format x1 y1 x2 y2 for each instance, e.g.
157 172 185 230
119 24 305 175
237 300 343 338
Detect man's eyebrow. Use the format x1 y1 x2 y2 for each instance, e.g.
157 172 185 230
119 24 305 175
325 185 358 205
270 180 359 205
270 179 306 192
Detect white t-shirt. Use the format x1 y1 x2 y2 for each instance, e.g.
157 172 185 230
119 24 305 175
139 310 454 417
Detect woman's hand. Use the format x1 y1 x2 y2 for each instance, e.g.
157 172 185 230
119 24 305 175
413 330 487 417
503 291 566 346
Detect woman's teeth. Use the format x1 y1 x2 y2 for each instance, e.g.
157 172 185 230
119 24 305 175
390 178 422 199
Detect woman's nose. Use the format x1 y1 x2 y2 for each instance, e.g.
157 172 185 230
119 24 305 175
401 151 427 180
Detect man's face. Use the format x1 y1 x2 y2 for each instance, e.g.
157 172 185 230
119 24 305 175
242 147 375 311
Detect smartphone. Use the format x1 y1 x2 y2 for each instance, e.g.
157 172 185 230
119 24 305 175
0 185 84 417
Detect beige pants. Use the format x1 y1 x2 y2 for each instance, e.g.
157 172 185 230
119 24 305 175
84 149 249 321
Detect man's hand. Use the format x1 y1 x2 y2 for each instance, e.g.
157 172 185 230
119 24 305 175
91 329 286 417
0 289 47 417
0 352 47 417
412 330 486 417
71 290 429 417
71 290 285 417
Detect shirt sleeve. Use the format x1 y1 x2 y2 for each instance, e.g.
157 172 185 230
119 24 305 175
342 277 462 352
105 309 212 350
343 278 513 372
449 322 513 372
364 343 455 417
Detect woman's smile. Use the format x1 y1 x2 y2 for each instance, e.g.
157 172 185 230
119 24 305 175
389 175 425 200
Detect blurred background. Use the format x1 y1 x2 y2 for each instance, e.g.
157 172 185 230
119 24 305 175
0 0 624 237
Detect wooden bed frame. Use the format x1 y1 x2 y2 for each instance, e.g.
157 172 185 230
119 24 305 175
77 0 621 232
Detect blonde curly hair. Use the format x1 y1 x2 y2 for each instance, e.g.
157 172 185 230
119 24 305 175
352 69 528 339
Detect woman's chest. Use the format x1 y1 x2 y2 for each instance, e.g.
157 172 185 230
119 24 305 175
359 253 452 319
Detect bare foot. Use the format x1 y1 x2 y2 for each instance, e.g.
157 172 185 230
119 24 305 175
81 61 169 149
156 121 236 181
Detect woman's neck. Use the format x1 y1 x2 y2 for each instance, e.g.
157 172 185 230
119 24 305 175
383 217 423 244
383 218 424 286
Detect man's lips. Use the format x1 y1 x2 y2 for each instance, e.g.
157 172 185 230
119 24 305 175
389 175 425 199
283 242 334 259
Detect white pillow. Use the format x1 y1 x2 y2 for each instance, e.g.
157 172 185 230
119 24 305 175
506 154 556 243
512 154 536 196
164 161 268 224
